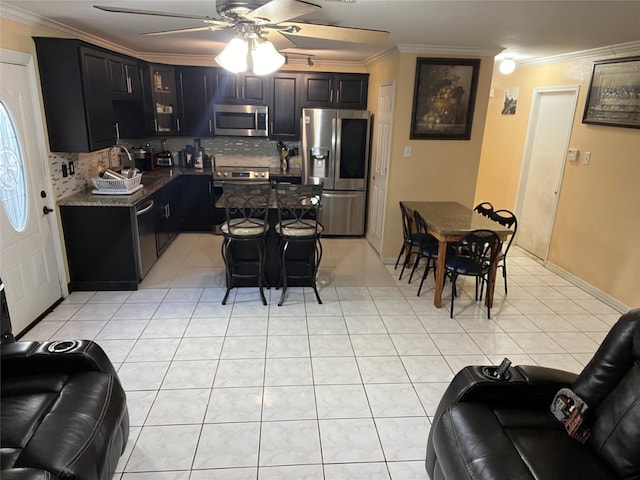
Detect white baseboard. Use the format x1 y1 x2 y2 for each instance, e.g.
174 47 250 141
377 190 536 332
545 261 630 314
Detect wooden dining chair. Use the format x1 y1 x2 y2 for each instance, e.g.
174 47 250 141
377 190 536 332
489 209 518 294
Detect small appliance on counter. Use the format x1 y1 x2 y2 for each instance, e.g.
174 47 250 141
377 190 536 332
132 144 157 171
177 138 211 169
153 138 173 168
152 151 173 168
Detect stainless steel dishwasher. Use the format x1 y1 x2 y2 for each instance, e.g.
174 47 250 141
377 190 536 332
133 199 157 279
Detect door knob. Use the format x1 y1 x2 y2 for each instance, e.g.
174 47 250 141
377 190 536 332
43 206 54 215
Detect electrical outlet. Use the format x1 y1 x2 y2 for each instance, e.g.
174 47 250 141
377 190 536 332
61 163 68 178
404 146 412 158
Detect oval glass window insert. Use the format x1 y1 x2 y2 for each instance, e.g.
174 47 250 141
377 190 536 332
0 101 28 232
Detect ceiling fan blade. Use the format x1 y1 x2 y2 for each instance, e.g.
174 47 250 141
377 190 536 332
94 5 217 21
265 30 298 50
281 22 389 44
143 25 228 36
246 0 320 24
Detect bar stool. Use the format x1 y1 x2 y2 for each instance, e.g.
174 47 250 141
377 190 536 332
220 182 271 305
274 183 324 306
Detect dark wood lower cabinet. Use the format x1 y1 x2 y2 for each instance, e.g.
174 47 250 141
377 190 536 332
181 175 216 232
60 205 141 291
154 177 183 256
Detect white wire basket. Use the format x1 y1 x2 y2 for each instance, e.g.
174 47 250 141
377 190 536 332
92 174 142 193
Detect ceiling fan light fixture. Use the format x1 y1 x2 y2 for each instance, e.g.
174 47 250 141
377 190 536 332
499 58 516 75
251 39 285 76
215 37 249 73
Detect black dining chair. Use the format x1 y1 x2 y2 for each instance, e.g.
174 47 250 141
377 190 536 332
473 202 494 218
395 202 429 281
409 210 441 296
274 183 324 306
220 182 271 305
489 209 518 294
445 229 501 319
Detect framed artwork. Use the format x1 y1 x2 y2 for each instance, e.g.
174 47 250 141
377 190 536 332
502 87 519 115
582 56 640 129
410 57 480 139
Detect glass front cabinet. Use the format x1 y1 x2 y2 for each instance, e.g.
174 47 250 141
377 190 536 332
150 65 180 135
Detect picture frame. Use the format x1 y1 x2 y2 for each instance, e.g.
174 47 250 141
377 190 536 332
410 57 480 140
582 56 640 129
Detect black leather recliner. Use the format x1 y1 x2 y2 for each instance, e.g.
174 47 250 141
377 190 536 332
426 309 640 480
1 339 129 480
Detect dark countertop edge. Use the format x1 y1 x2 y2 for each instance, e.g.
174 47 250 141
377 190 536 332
57 167 302 208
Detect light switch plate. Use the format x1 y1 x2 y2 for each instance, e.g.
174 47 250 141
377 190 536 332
583 152 591 165
404 146 412 157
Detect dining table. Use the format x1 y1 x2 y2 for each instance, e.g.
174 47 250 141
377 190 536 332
402 201 513 309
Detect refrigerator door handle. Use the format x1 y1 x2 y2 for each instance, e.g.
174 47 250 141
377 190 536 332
334 116 341 180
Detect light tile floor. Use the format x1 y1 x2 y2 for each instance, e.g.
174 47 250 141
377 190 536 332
22 233 623 480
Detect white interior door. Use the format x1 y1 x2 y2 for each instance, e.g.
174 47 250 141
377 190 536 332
516 86 579 260
367 81 394 254
1 51 63 335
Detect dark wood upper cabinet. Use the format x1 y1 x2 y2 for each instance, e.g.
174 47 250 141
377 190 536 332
80 47 118 149
269 72 301 140
34 37 147 152
213 71 268 105
177 66 214 137
302 73 369 109
110 57 142 101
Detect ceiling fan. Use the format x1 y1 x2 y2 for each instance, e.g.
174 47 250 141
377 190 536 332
94 0 390 52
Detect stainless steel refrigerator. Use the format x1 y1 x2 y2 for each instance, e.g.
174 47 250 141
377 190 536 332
301 108 371 236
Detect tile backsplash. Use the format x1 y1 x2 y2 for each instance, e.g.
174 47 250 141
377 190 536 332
50 136 299 200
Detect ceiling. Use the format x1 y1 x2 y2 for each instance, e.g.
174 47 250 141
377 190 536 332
2 0 639 66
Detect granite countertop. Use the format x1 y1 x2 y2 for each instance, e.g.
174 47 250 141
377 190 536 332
57 167 302 208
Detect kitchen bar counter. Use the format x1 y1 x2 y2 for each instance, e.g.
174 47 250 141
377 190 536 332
57 167 302 207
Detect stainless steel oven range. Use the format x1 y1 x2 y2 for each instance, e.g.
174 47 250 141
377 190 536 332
212 167 271 228
212 166 270 186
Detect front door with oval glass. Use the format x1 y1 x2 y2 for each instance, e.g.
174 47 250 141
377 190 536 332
1 57 62 335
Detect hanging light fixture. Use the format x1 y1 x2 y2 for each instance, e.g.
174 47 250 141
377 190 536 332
499 57 516 75
251 38 285 76
215 25 285 76
215 37 249 74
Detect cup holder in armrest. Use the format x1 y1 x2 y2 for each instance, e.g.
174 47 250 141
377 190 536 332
481 366 512 381
481 357 512 381
47 340 80 353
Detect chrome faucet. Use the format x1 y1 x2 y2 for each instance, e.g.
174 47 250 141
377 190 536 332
108 144 133 171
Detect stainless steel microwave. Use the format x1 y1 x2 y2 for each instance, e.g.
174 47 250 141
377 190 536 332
212 104 269 137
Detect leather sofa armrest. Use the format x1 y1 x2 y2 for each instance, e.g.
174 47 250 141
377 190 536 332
432 365 578 422
1 339 119 379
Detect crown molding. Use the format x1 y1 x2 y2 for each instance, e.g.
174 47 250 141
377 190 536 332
1 3 139 57
517 41 640 67
396 43 502 57
364 46 400 66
